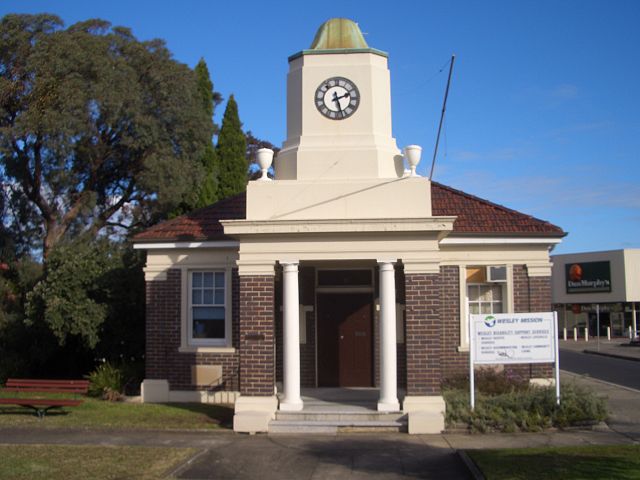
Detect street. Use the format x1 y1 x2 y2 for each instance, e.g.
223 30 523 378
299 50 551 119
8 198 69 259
560 348 640 390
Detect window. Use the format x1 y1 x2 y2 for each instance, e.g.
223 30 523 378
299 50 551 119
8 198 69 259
467 284 503 314
459 265 513 350
190 271 226 344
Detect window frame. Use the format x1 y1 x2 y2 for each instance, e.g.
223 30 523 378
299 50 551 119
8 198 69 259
184 267 233 349
458 264 514 351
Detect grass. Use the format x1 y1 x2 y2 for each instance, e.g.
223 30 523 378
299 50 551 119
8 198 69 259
468 445 640 480
0 444 196 480
0 391 233 430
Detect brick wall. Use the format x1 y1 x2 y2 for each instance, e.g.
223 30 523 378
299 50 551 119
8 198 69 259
511 265 553 378
145 269 239 391
405 273 442 395
440 265 468 378
239 275 275 396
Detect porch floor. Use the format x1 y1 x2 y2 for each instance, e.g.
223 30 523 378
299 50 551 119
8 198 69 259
276 387 407 412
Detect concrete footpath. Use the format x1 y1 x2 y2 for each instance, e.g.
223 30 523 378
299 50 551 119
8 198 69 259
0 371 637 479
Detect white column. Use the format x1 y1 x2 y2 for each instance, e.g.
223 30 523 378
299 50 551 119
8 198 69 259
280 261 303 411
377 260 400 411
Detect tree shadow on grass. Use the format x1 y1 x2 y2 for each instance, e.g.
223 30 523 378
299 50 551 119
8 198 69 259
162 403 234 429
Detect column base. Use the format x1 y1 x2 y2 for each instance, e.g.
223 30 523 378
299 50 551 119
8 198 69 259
402 395 445 434
233 395 278 433
141 379 169 403
377 400 400 412
279 399 304 411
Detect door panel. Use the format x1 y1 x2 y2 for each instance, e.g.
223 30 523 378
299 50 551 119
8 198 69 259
317 293 372 387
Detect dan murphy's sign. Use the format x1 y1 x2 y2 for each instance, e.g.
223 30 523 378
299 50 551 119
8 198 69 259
565 261 611 294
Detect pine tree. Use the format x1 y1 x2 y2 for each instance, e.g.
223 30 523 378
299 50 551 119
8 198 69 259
216 95 247 199
193 59 221 208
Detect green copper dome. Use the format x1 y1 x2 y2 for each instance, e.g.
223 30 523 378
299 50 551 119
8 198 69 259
310 18 368 50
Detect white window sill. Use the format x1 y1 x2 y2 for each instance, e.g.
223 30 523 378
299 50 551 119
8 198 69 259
457 345 469 353
179 346 236 354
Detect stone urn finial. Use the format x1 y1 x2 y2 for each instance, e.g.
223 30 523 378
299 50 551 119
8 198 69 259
403 145 422 177
256 148 274 181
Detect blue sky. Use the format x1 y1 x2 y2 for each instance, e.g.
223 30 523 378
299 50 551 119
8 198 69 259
2 0 639 254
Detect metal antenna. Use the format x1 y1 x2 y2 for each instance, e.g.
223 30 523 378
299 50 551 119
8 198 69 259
429 54 455 181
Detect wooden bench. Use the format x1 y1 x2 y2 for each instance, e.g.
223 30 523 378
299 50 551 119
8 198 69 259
0 379 89 418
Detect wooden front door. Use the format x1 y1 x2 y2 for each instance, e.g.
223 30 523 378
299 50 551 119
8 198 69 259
317 293 373 387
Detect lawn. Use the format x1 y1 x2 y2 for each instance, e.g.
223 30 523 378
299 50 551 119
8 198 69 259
0 391 233 430
0 444 196 480
468 445 640 480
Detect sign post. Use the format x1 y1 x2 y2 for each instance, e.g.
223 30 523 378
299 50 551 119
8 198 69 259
469 312 560 410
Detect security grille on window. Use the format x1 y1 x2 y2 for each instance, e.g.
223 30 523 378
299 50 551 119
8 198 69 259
191 271 225 340
467 284 503 315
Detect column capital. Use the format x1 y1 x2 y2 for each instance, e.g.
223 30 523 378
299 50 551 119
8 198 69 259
279 260 300 270
377 259 397 269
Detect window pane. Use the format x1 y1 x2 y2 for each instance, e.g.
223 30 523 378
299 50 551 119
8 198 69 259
192 307 225 339
203 272 214 288
479 286 492 302
493 303 503 313
192 289 202 305
193 320 225 339
202 289 214 304
192 272 202 288
492 286 503 301
193 306 225 320
481 303 491 314
468 285 479 301
215 272 225 288
469 304 479 314
215 289 224 305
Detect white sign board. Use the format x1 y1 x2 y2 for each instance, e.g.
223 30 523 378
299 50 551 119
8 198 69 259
470 312 556 365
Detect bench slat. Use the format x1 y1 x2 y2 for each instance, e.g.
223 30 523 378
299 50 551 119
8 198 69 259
5 379 89 394
2 387 87 394
0 398 82 407
7 379 89 387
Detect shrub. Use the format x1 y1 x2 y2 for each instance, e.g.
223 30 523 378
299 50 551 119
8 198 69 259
87 362 123 401
443 381 607 433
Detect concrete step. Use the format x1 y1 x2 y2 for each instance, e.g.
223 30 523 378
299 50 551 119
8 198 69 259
269 419 407 434
275 411 405 422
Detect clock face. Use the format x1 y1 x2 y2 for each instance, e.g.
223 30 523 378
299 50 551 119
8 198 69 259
315 77 360 120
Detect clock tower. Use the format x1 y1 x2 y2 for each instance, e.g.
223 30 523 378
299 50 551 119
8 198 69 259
276 18 403 180
245 18 432 221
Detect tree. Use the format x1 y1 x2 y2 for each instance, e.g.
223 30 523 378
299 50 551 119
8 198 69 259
170 58 222 215
26 240 144 354
0 14 212 258
216 95 247 199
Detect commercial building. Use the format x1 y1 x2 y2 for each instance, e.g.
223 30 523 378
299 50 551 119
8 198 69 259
552 249 640 338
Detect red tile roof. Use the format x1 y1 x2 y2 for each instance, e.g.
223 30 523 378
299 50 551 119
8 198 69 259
430 182 564 236
133 193 246 242
133 182 564 242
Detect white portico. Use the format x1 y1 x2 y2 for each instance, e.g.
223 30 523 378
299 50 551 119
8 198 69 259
223 18 454 429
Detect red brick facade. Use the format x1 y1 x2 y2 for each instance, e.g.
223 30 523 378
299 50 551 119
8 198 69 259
239 275 275 395
512 265 554 378
440 265 467 379
145 264 553 395
145 269 239 391
405 272 442 395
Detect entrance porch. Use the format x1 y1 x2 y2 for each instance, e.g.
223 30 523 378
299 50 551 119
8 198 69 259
271 386 409 433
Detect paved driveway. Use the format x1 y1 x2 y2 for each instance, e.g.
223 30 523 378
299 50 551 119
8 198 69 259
175 434 472 480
